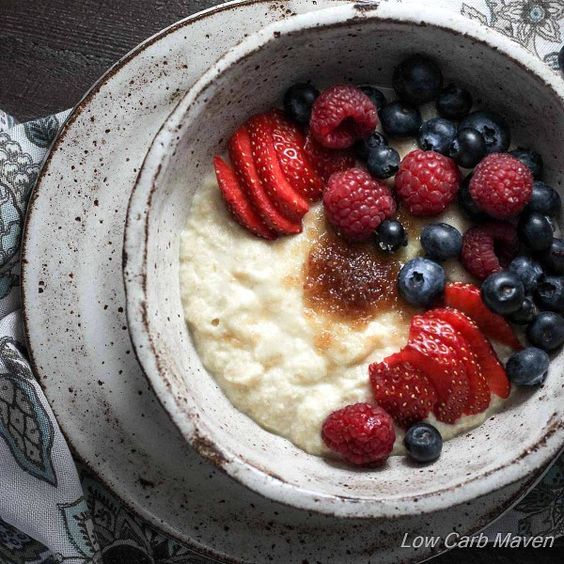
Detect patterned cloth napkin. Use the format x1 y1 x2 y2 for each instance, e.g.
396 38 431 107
0 1 563 562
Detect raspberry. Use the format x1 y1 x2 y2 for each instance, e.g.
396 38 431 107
303 134 356 182
323 168 396 241
470 153 533 218
309 85 378 149
395 150 461 216
321 403 395 465
461 222 518 280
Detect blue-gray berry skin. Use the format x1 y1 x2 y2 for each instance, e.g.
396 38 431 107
355 131 387 160
436 84 472 120
481 271 525 315
458 174 489 222
417 117 456 155
398 258 445 307
374 219 407 253
393 55 443 104
283 83 319 124
420 223 462 261
380 102 422 137
506 347 550 386
559 45 564 74
508 256 544 293
509 297 537 325
541 238 564 275
448 128 486 169
535 276 564 314
527 311 564 352
459 111 510 154
404 423 443 463
525 181 562 217
358 85 387 111
517 212 553 252
509 148 543 179
366 145 400 179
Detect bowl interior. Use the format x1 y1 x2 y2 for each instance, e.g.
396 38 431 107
127 7 564 516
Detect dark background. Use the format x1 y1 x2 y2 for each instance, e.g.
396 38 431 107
0 0 562 562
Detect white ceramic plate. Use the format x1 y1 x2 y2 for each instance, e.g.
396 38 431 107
20 1 554 561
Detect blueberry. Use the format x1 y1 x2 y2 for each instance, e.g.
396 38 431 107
525 181 561 217
398 257 445 307
448 127 486 168
379 102 422 137
481 271 525 315
508 256 544 293
458 174 489 222
417 118 457 154
527 311 564 351
404 423 442 463
393 55 443 104
459 111 510 154
420 223 462 261
517 212 553 252
509 148 543 179
535 276 564 313
541 238 564 275
374 219 407 253
358 85 387 111
283 83 319 124
509 297 537 325
366 145 400 179
506 347 550 386
355 131 387 160
560 45 564 73
436 83 473 120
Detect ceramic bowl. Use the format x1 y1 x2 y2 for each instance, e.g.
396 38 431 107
124 2 564 518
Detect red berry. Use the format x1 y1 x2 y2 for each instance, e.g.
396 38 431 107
470 153 533 219
395 149 461 216
369 350 437 429
303 134 356 182
309 85 378 149
461 222 518 280
444 282 523 351
321 403 395 465
228 127 302 235
323 168 396 241
213 156 277 240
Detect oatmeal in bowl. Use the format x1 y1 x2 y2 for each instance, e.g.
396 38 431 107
124 3 564 517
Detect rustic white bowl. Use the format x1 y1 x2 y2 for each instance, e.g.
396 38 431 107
124 2 564 518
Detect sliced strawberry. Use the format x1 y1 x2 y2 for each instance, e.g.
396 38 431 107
303 134 356 183
407 315 470 424
426 308 493 412
228 127 301 235
247 113 309 221
444 282 523 350
269 111 324 202
428 307 510 399
213 156 277 240
369 349 437 429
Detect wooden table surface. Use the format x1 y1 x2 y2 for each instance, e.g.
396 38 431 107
0 1 562 562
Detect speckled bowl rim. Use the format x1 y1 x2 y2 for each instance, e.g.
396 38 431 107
124 2 564 518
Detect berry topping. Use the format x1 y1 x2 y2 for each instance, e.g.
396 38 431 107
395 149 461 216
404 423 443 463
506 347 550 386
358 85 387 111
459 111 510 154
469 153 533 219
481 271 525 316
228 126 302 235
460 222 518 280
448 128 487 169
517 211 553 252
535 275 564 313
303 134 356 182
525 181 561 217
508 256 544 293
527 311 564 352
247 113 310 221
366 145 400 179
398 257 445 307
436 84 472 121
417 117 457 154
420 223 462 261
323 168 396 241
213 156 277 240
283 83 319 125
509 148 543 179
457 174 489 222
321 403 395 465
309 85 378 149
541 237 564 275
355 131 387 160
369 350 437 429
393 54 443 104
407 315 470 423
443 282 523 350
508 297 537 325
379 101 422 137
374 219 408 253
